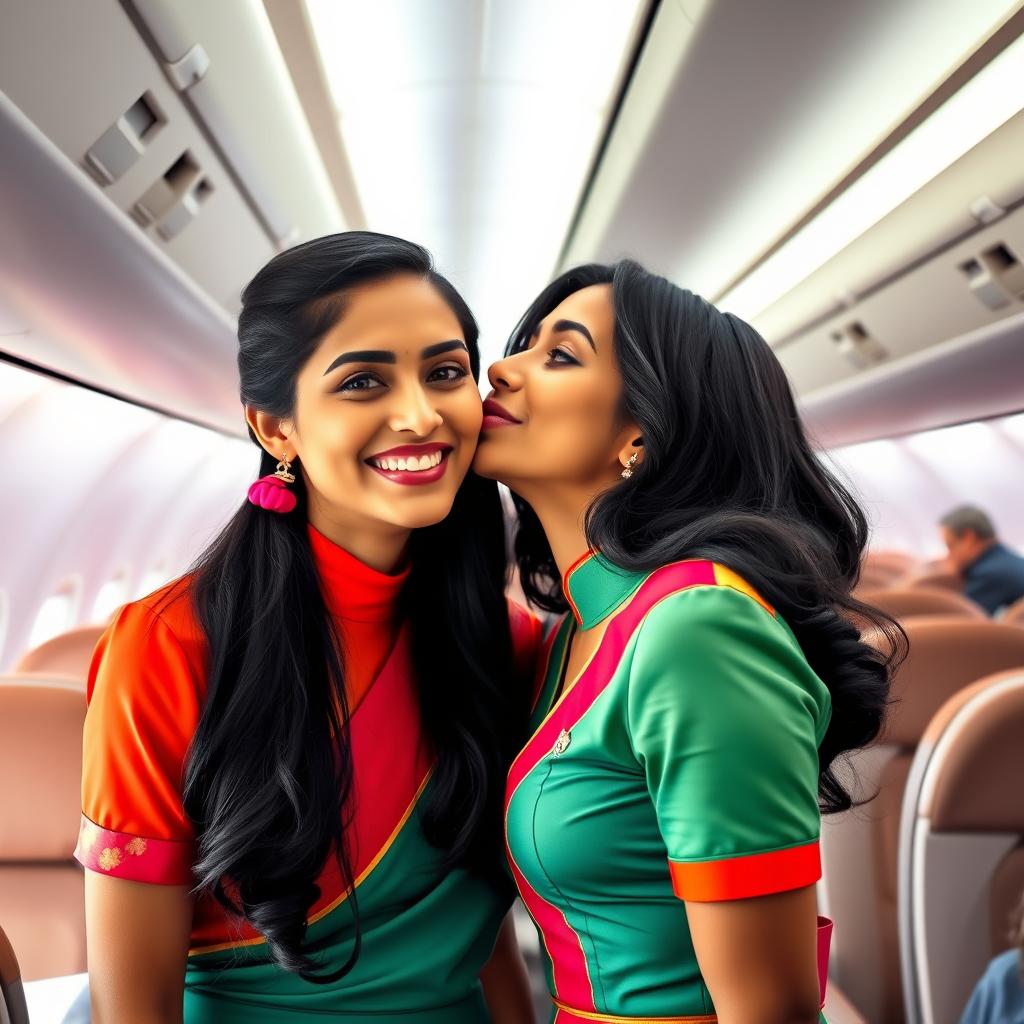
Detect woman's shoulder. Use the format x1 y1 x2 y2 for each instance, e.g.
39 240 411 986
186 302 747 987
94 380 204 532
88 573 208 702
629 562 830 723
627 560 786 642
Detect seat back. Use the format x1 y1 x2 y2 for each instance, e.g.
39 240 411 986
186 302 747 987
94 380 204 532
819 619 1024 1023
899 670 1024 1024
1003 596 1024 626
0 675 87 981
862 551 920 588
0 922 29 1024
861 588 985 621
13 624 104 680
904 571 963 594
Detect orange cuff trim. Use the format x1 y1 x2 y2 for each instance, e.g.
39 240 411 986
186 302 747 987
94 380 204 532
669 840 821 902
74 814 194 885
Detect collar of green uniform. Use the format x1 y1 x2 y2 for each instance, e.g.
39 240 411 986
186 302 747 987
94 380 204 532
562 550 648 630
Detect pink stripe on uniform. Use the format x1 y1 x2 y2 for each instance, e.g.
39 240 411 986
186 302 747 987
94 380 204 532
74 814 194 885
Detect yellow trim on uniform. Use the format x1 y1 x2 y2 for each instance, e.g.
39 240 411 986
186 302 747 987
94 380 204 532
712 564 775 616
188 769 433 957
553 999 717 1022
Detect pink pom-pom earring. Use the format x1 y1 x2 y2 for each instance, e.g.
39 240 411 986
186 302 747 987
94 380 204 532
248 451 297 514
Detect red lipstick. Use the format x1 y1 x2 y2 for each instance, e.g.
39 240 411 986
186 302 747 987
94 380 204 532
366 443 453 487
482 398 522 431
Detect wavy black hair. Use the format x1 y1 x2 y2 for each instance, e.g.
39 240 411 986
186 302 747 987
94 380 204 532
171 232 520 980
506 260 905 814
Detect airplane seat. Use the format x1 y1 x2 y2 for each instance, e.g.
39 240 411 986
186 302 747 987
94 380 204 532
863 550 920 581
898 669 1024 1024
13 624 105 681
904 571 963 594
1002 595 1024 626
860 587 986 621
0 921 30 1024
0 676 87 981
819 618 1024 1023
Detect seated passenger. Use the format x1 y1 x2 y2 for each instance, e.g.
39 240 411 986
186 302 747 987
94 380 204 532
959 892 1024 1023
940 506 1024 616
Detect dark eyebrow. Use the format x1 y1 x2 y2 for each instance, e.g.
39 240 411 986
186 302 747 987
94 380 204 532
322 340 467 376
322 350 396 375
552 319 596 351
421 340 468 359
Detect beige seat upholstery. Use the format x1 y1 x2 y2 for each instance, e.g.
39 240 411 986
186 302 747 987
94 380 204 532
859 551 920 593
1003 596 1024 626
0 675 87 981
899 670 1024 1024
13 624 104 681
905 571 963 594
861 587 986 621
819 618 1024 1023
0 922 29 1024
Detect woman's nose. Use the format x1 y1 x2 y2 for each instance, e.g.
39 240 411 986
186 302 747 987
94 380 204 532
388 383 444 436
487 356 518 391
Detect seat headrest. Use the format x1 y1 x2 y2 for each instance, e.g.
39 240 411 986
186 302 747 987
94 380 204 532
0 677 86 861
13 624 105 680
861 587 986 621
866 618 1024 746
904 571 963 593
917 671 1024 833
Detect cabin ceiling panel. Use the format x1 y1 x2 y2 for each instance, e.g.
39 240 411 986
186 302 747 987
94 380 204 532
305 0 649 363
564 0 1020 307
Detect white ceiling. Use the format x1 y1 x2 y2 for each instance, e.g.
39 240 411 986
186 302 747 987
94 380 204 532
304 0 648 364
564 0 1022 306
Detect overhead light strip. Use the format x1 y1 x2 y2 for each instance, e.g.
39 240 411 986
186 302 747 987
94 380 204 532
718 31 1024 322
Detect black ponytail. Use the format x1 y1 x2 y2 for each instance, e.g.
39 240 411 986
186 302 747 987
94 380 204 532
508 260 906 815
168 232 520 979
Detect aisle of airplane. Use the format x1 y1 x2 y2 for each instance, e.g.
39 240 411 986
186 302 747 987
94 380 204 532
3 2 1024 1023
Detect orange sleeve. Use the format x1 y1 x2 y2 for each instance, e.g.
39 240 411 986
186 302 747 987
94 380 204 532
76 593 206 884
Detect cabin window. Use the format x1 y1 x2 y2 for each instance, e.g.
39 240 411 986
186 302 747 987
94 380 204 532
92 571 130 623
27 577 82 649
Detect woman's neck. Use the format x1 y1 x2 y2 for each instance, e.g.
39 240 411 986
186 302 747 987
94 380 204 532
307 504 410 575
523 488 593 584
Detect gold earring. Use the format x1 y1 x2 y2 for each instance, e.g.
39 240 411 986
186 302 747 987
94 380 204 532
274 452 296 484
621 451 639 479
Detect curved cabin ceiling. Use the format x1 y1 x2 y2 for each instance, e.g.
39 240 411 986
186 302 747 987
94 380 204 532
562 0 1022 306
0 0 1022 438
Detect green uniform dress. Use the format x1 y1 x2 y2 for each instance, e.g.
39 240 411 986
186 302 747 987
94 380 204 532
506 553 834 1023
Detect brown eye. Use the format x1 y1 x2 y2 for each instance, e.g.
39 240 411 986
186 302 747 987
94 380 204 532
545 347 579 366
338 373 385 393
427 364 469 383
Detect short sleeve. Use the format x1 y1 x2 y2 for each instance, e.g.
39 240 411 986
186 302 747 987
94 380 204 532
627 584 831 902
75 598 204 885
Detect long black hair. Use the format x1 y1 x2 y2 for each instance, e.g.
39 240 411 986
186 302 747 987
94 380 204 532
507 260 905 815
170 232 520 980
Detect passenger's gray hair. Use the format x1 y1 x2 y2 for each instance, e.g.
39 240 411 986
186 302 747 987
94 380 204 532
940 505 996 540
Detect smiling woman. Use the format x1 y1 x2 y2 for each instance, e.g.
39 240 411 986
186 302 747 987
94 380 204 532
75 232 542 1024
247 271 484 548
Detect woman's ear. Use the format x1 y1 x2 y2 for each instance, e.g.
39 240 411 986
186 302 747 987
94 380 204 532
245 406 293 459
617 436 644 473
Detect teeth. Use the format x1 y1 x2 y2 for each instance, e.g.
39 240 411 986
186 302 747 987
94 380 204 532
372 451 445 472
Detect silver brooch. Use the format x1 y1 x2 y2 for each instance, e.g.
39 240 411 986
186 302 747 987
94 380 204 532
552 729 571 756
